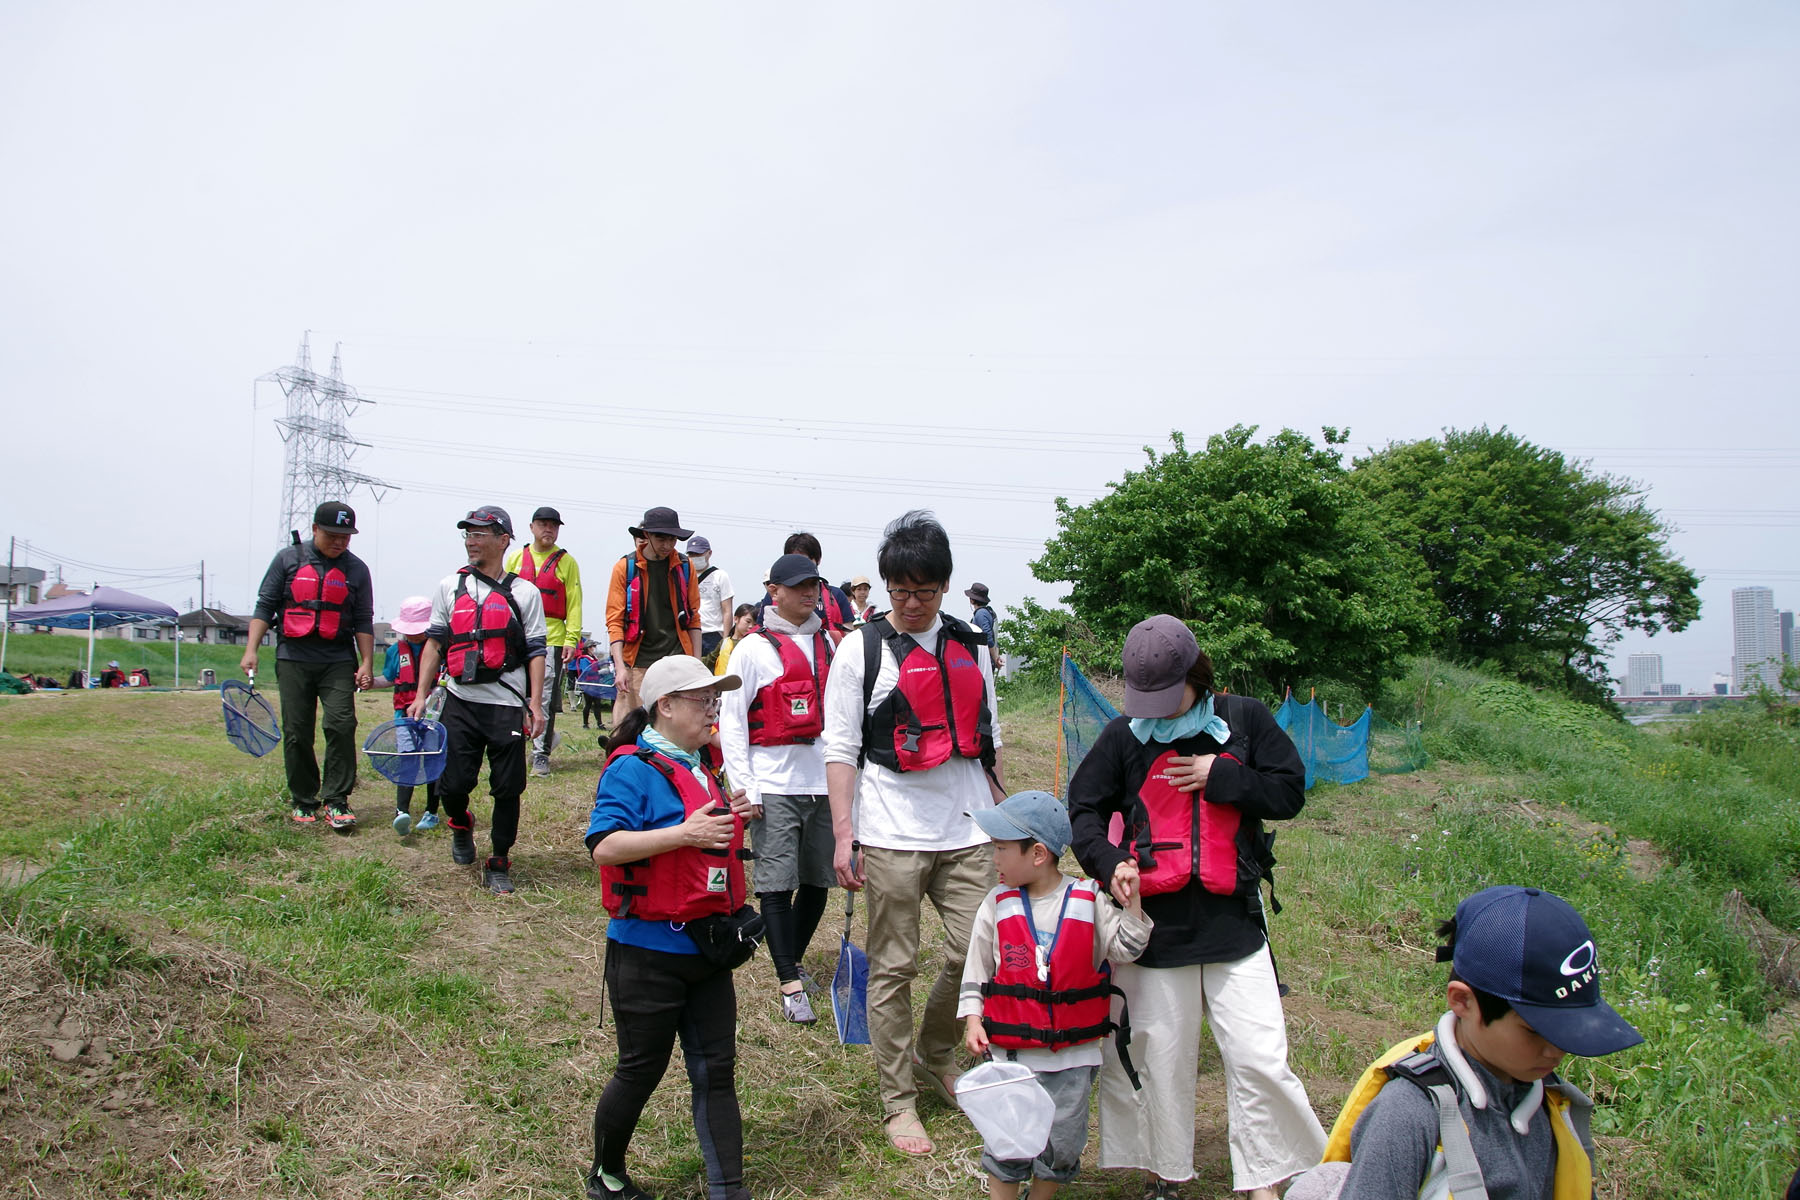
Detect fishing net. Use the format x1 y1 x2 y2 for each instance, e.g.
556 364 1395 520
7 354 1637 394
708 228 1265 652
577 660 616 700
220 678 281 757
362 717 449 786
1059 652 1121 797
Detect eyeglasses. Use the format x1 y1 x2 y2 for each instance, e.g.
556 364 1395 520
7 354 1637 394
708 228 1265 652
668 691 722 712
886 586 942 603
462 529 501 540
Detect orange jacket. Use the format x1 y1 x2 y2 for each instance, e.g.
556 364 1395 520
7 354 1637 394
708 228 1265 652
605 549 703 666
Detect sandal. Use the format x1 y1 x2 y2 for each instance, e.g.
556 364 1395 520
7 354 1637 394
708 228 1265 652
884 1109 934 1156
910 1055 959 1107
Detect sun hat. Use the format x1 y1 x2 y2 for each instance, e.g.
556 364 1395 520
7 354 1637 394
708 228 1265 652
850 574 871 590
766 553 827 587
391 596 432 637
1122 614 1199 719
971 790 1072 856
457 505 514 536
628 507 693 539
640 655 741 709
964 582 991 604
1439 885 1643 1056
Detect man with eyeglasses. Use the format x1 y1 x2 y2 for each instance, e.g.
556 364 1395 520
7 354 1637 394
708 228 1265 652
244 500 376 830
407 505 548 894
605 507 704 723
821 509 1005 1157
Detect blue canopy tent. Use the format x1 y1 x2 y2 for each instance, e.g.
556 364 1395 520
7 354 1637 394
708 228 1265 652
6 587 182 686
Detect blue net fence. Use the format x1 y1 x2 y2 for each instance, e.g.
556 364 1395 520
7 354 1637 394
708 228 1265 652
1058 653 1427 792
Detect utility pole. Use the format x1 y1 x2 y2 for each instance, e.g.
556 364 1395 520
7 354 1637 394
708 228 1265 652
2 535 13 674
257 334 394 546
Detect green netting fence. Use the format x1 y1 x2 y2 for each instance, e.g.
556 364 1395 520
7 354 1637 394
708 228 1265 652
1058 652 1427 793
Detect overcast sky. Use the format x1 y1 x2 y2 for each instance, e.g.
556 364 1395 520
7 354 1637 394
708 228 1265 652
4 3 1796 690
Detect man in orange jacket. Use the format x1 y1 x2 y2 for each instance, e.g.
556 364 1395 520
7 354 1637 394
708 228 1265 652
605 506 704 722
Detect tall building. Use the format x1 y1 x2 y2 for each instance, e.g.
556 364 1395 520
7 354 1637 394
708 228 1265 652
1625 654 1663 697
1782 610 1795 664
1731 587 1782 693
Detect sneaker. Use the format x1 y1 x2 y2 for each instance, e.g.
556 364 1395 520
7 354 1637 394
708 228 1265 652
325 803 357 831
393 810 413 836
780 987 817 1024
796 964 820 994
416 812 441 832
532 753 551 778
291 804 320 825
450 825 476 865
483 856 514 894
585 1171 657 1200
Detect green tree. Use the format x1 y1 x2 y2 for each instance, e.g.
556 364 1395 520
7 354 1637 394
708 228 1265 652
1032 425 1432 697
1350 426 1699 699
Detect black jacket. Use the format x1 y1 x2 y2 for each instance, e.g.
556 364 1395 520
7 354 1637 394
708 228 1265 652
1068 692 1304 968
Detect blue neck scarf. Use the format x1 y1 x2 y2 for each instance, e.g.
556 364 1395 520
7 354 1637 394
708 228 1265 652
1129 693 1230 745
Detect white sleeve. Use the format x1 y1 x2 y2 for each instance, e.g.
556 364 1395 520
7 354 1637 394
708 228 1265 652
718 636 767 807
821 625 871 768
957 890 1002 1020
1091 888 1153 969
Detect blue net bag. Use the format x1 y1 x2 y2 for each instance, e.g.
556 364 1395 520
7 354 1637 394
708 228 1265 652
362 717 449 786
220 678 281 758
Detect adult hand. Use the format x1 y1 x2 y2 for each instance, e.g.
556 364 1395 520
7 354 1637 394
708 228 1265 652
1109 860 1140 908
526 701 546 739
726 787 758 821
354 663 374 691
406 693 429 720
964 1015 989 1059
681 803 736 850
239 649 258 676
1166 753 1217 793
834 840 865 891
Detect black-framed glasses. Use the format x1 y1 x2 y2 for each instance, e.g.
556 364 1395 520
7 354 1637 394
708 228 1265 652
887 586 942 603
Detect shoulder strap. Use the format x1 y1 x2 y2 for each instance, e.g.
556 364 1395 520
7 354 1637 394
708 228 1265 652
1386 1052 1489 1200
698 565 718 582
861 618 891 716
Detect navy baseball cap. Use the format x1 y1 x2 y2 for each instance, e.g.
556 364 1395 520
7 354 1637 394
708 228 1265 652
458 505 514 536
766 553 826 588
972 790 1072 856
313 500 358 534
688 535 713 555
1440 886 1643 1057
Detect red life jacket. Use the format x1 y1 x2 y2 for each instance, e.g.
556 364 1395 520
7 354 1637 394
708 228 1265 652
1130 749 1249 897
859 615 993 773
519 546 569 620
392 639 424 711
621 553 693 644
445 569 527 684
599 745 747 923
981 882 1120 1051
747 628 832 745
281 551 351 641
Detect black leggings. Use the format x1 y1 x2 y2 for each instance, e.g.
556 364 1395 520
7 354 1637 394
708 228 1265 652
758 885 828 985
593 941 742 1196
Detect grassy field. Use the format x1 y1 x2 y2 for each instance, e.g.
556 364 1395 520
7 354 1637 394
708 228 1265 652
2 631 250 685
0 668 1796 1198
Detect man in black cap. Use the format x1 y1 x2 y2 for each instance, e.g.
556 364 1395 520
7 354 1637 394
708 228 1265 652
965 582 1002 672
605 506 703 721
506 505 583 776
407 505 548 894
243 500 376 829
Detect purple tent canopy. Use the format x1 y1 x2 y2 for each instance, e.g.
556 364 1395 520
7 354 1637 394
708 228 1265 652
7 587 181 685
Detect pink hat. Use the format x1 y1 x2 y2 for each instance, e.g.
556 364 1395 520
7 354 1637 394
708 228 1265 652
391 596 433 637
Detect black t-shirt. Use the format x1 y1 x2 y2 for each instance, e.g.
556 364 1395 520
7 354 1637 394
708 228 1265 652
636 557 682 667
1067 694 1306 968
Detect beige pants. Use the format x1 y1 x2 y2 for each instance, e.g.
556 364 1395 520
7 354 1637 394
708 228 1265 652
860 842 995 1116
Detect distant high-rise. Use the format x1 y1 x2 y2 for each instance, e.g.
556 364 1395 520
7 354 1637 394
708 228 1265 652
1731 587 1782 693
1782 610 1795 664
1625 654 1663 697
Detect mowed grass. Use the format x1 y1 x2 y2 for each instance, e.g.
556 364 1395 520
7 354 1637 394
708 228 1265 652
2 674 1799 1197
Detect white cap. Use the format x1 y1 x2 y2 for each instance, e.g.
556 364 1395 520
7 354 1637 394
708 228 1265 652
640 655 741 709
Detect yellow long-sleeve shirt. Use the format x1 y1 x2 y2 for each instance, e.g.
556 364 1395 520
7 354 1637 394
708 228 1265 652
505 542 583 650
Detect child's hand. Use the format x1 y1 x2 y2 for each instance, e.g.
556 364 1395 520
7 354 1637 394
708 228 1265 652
964 1015 989 1059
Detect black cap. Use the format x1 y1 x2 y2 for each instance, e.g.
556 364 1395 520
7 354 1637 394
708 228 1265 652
531 506 563 525
766 553 827 587
629 506 693 539
457 505 514 536
314 501 358 535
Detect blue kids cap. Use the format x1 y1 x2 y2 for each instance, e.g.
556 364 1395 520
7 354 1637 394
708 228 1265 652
972 790 1072 856
1439 886 1643 1057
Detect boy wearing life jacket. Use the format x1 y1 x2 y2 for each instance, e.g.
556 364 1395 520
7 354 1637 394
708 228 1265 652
1292 886 1643 1200
376 596 442 835
718 553 841 1024
244 500 376 830
505 505 583 778
406 506 548 895
959 790 1151 1200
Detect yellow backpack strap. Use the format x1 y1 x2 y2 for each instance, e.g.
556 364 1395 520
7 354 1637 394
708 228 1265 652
1322 1032 1438 1162
1545 1086 1594 1200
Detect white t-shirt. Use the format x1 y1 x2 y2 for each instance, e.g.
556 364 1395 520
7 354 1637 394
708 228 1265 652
820 614 1002 852
718 609 829 806
697 563 733 634
426 568 548 707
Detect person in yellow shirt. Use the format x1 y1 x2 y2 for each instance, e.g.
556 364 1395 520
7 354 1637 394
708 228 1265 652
506 506 583 777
